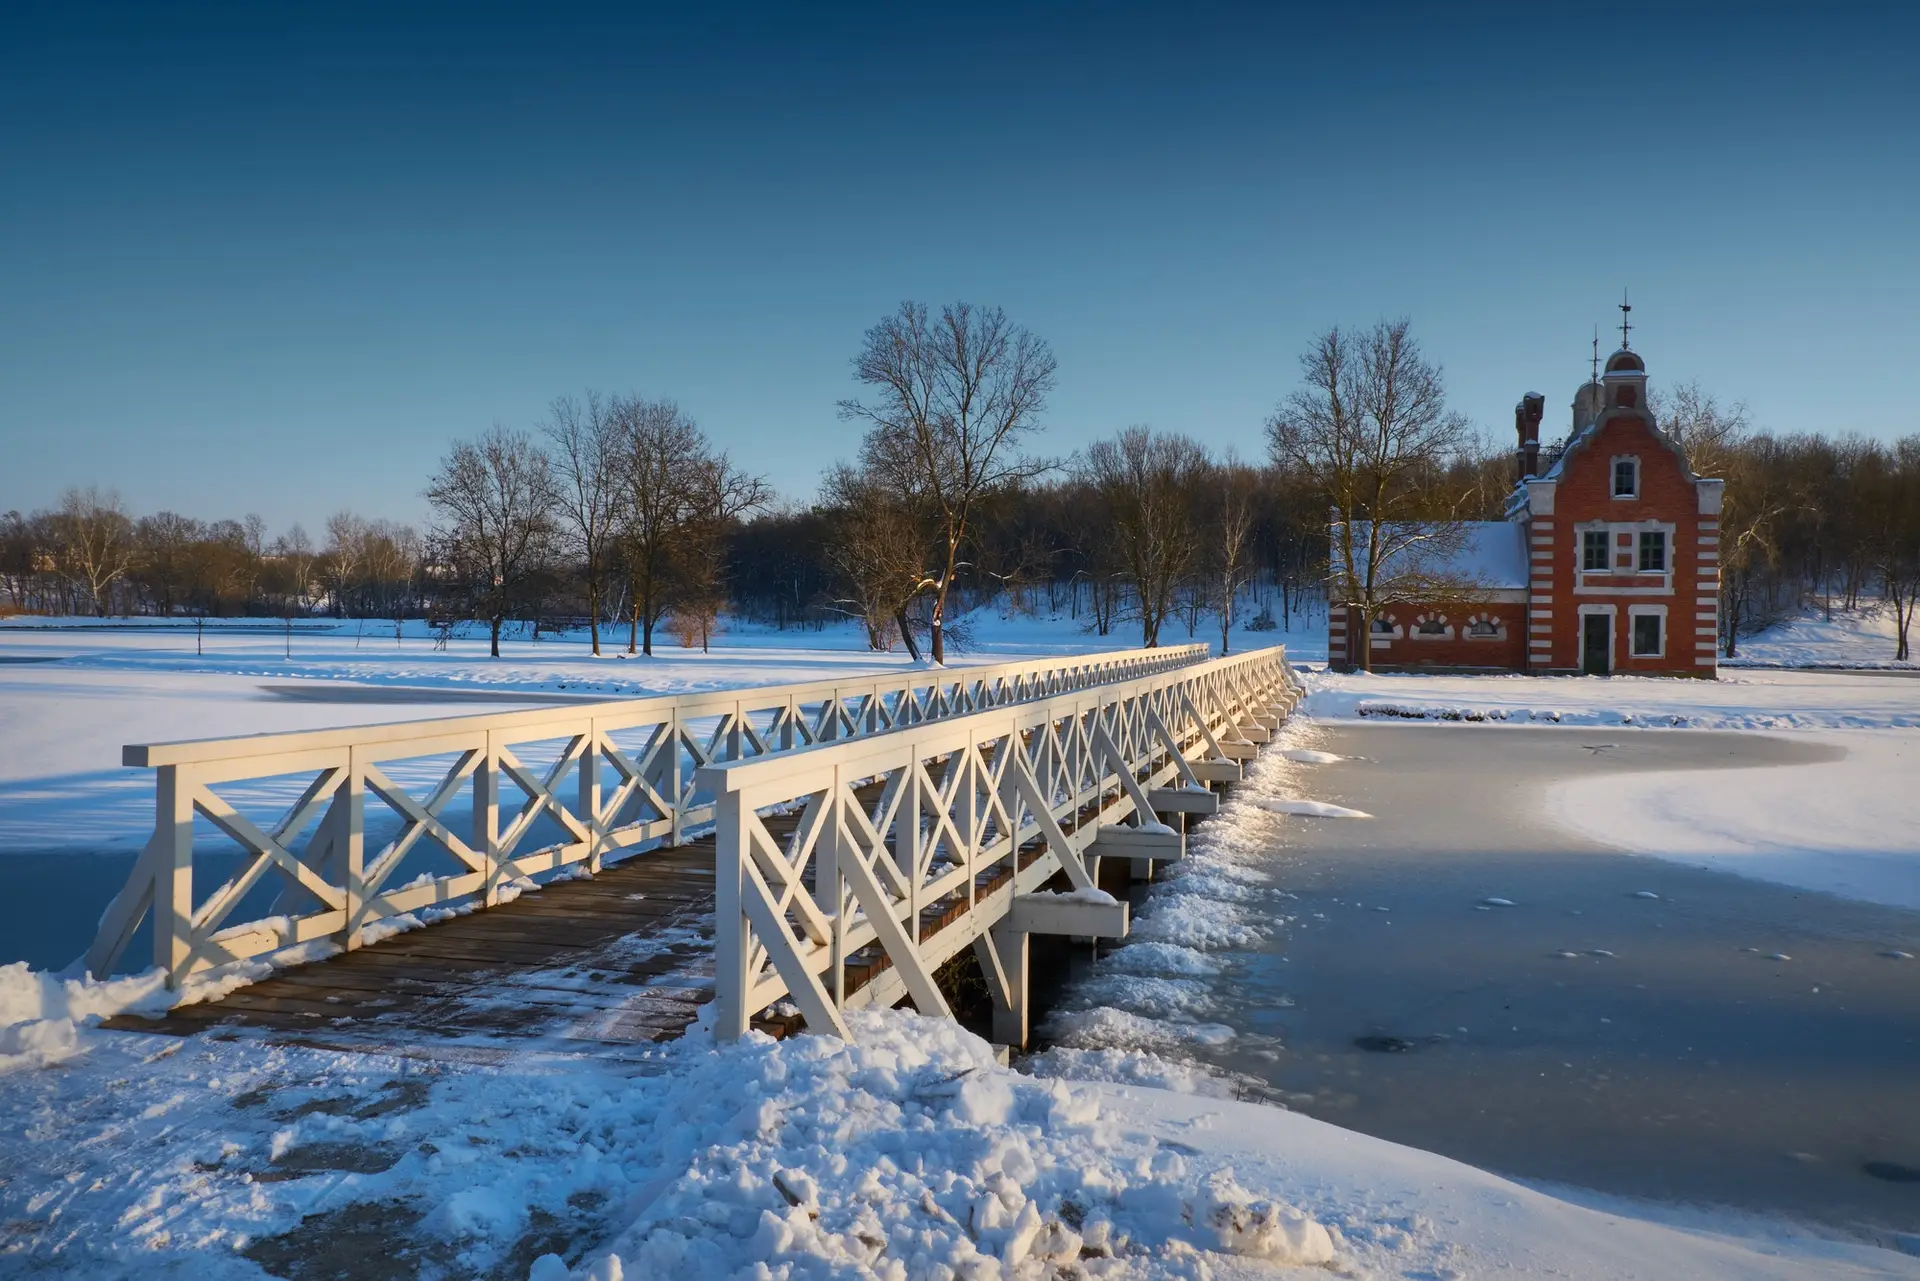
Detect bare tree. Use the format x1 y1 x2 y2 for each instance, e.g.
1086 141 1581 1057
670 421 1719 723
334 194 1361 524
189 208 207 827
1079 427 1207 647
1865 436 1920 661
611 396 706 656
1210 460 1262 655
134 511 200 615
821 460 936 657
543 391 624 656
672 452 772 652
58 487 135 616
322 511 368 618
424 425 558 657
839 301 1057 663
1267 320 1480 671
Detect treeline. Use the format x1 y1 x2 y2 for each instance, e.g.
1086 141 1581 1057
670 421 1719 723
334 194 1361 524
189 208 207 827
4 306 1916 660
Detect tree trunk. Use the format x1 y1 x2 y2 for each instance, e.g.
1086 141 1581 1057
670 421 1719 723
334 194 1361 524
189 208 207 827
587 574 601 657
490 614 503 658
642 615 655 657
895 607 922 662
1356 604 1374 673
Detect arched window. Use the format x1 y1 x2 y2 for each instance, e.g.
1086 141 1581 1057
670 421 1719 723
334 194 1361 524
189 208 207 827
1467 618 1499 638
1370 617 1394 634
1414 616 1448 637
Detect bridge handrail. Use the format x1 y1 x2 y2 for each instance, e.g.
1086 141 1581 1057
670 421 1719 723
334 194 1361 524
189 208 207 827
87 643 1214 985
695 646 1303 1041
121 643 1210 767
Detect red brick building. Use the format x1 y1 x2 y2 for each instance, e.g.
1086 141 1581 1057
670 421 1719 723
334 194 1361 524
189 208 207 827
1328 343 1724 676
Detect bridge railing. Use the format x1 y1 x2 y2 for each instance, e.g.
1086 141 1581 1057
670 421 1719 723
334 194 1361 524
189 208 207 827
696 646 1302 1042
86 644 1211 985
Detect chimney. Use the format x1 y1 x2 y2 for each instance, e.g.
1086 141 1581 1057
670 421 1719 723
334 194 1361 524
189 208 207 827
1514 393 1545 481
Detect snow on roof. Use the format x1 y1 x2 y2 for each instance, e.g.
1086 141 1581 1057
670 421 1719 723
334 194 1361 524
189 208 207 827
1336 521 1530 590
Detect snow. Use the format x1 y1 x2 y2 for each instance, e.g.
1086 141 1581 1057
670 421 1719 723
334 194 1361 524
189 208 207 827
6 616 1920 1275
1254 798 1372 819
1337 521 1531 589
1726 603 1917 670
7 1004 1915 1278
1305 667 1920 730
1026 886 1122 907
1547 728 1920 909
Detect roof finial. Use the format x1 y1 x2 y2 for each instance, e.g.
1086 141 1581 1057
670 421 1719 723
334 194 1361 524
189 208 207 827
1591 326 1600 383
1619 288 1633 349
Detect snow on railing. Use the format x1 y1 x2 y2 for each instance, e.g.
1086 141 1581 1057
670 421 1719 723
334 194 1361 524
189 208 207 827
696 647 1304 1043
85 645 1213 986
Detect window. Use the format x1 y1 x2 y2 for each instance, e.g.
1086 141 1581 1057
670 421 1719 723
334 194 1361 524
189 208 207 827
1370 617 1394 634
1616 385 1638 408
1414 617 1447 636
1582 530 1610 571
1613 458 1638 498
1632 613 1663 657
1466 618 1499 638
1638 530 1667 572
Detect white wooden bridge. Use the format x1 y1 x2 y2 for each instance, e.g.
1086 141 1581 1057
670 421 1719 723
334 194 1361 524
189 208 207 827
90 644 1302 1055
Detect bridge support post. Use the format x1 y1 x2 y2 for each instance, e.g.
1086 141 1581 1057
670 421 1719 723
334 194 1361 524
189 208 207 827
975 921 1030 1050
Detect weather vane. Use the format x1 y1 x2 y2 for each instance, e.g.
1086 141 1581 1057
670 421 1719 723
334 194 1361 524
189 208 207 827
1619 289 1633 349
1591 326 1600 383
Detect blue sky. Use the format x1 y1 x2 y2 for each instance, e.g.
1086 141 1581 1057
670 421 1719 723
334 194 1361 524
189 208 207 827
3 3 1915 534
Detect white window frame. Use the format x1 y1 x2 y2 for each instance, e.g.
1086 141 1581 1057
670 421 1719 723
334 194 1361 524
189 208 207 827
1628 604 1667 658
1611 455 1640 500
1409 612 1452 641
1637 528 1669 573
1581 528 1610 571
1463 612 1505 641
1573 519 1676 596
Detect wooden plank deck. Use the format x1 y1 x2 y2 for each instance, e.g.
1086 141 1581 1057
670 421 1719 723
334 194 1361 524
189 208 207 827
104 837 737 1064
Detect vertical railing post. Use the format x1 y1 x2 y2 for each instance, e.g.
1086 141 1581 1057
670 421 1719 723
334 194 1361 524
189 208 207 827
579 720 602 873
821 766 846 1015
669 709 685 846
713 788 750 1041
476 731 501 905
155 764 195 987
899 748 923 942
338 748 365 950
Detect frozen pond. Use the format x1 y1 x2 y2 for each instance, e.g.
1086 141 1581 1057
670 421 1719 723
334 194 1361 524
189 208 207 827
1036 723 1920 1240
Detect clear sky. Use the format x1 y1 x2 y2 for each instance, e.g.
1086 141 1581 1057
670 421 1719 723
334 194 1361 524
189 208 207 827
3 2 1915 536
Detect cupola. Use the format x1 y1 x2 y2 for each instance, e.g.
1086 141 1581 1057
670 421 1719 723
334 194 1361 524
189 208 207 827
1601 346 1648 409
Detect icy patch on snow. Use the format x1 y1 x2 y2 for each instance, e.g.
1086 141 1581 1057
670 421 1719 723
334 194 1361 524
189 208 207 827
1277 748 1346 764
1257 798 1373 819
1046 1005 1239 1052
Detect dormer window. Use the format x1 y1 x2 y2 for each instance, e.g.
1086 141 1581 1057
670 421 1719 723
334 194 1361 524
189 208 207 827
1612 457 1639 499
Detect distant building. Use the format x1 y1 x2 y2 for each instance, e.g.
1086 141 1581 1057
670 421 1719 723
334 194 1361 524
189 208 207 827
1328 342 1724 676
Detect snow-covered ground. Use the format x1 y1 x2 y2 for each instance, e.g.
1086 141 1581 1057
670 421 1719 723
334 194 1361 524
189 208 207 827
1725 602 1917 670
1304 666 1920 730
5 610 1920 1277
5 1003 1915 1279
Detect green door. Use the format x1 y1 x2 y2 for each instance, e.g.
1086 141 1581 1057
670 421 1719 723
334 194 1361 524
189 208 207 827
1581 614 1611 675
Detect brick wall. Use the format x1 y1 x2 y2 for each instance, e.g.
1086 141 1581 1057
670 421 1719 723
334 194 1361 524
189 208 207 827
1531 414 1716 675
